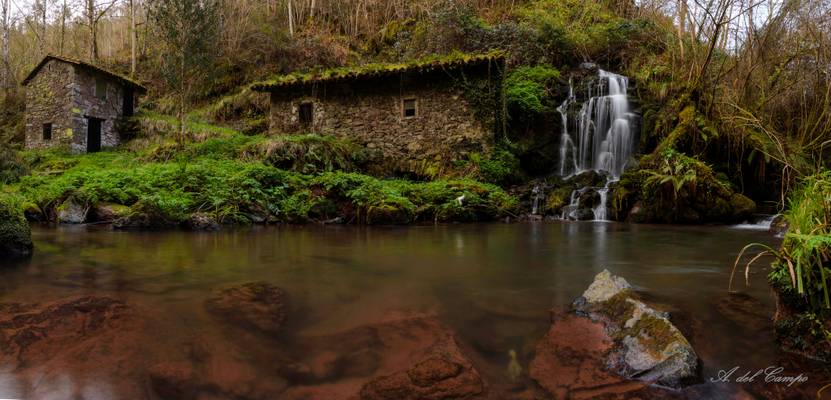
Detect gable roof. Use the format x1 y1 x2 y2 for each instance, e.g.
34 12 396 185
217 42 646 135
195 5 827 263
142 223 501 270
22 55 147 93
251 50 505 92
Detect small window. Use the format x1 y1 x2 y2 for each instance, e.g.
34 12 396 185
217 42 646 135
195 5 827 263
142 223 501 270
403 98 417 118
95 78 107 100
298 102 313 127
42 123 52 141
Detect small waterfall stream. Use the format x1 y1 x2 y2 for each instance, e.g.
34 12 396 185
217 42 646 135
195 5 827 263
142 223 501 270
558 69 637 221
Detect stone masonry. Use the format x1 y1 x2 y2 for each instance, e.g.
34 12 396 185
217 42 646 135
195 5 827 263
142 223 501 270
23 56 144 152
262 63 503 168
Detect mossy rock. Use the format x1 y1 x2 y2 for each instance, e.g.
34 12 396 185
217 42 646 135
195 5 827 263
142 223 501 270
729 193 756 221
574 270 699 388
366 203 412 225
545 186 573 214
0 199 33 259
90 203 132 222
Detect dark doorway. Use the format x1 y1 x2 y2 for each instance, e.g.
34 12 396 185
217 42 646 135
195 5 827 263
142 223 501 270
87 118 102 153
123 88 135 116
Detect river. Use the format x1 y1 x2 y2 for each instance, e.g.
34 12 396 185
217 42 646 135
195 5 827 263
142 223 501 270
0 222 827 399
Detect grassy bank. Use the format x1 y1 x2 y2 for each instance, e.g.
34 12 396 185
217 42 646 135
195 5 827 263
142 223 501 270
0 123 518 228
734 171 831 361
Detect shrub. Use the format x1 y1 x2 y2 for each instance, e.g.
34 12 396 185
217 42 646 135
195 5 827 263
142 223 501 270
504 65 560 121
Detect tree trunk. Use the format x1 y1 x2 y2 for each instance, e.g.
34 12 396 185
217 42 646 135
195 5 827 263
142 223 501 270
0 0 9 88
678 0 687 58
287 0 294 36
130 0 137 76
88 0 98 61
60 0 67 55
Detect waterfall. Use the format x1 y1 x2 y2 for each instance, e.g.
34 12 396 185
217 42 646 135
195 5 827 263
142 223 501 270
558 69 636 221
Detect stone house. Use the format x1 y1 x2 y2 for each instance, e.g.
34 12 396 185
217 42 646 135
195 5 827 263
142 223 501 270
251 52 504 168
22 55 146 152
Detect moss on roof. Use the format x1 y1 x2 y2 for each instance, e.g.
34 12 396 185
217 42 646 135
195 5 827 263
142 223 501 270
251 50 505 91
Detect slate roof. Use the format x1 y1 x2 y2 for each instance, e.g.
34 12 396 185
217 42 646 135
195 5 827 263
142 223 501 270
22 55 147 93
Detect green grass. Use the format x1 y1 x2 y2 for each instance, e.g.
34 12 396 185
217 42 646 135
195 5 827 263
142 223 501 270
1 123 518 226
731 170 831 360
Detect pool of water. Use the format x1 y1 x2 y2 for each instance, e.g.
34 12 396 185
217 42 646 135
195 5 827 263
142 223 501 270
0 222 826 399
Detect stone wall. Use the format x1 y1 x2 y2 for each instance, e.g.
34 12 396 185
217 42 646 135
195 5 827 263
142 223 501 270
25 59 137 152
24 60 75 150
70 67 131 152
268 68 501 169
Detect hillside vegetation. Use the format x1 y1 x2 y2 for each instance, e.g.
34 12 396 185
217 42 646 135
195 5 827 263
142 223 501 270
0 0 829 354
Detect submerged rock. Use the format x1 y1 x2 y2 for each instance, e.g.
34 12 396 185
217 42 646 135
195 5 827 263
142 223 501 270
0 295 150 398
57 198 88 224
530 313 654 398
205 282 288 334
0 199 33 259
0 296 134 361
283 312 485 400
573 269 699 388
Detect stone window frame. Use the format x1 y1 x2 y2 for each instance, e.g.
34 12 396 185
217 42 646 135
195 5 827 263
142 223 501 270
402 98 418 119
42 123 53 141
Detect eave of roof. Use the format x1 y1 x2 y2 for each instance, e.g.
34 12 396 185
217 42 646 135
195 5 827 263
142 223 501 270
251 50 505 92
22 55 147 93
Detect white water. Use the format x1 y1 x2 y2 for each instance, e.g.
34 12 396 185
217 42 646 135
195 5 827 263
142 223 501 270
730 215 777 231
558 70 636 221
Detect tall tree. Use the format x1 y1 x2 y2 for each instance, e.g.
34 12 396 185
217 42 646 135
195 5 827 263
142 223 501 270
84 0 119 61
151 0 220 142
0 0 10 88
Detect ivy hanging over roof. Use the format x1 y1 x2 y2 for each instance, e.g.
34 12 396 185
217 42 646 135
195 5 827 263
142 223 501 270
251 50 505 91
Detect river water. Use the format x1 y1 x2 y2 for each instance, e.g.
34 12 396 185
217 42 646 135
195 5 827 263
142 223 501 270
0 223 827 399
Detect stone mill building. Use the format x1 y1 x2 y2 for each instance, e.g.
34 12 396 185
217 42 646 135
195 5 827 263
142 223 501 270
251 52 504 167
22 55 146 152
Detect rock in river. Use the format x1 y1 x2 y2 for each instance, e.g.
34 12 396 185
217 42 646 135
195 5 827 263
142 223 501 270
573 269 699 388
530 270 699 398
205 281 288 334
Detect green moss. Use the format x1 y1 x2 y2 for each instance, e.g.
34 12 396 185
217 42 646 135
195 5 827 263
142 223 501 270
629 314 681 354
0 196 33 258
595 291 637 323
251 50 505 90
504 65 560 119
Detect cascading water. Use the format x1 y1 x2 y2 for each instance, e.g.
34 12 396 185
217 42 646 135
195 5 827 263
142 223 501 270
558 69 637 221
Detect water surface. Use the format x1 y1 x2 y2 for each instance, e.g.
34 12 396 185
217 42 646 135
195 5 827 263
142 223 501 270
0 222 825 398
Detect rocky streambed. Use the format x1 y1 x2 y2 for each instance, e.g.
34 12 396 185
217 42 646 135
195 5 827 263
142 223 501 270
2 270 801 399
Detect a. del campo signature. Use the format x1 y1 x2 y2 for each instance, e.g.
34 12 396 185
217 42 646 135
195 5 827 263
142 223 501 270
710 366 808 387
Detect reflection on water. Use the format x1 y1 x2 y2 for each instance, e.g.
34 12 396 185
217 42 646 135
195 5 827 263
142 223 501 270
0 222 824 398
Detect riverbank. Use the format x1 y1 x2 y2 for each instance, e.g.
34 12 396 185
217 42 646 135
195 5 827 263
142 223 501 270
0 124 519 229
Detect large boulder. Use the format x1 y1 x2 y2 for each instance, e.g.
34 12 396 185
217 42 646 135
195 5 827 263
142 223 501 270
57 198 88 224
205 282 288 334
0 199 33 259
573 270 699 388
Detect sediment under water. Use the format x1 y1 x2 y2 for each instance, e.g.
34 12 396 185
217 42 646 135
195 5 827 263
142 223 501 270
0 223 827 399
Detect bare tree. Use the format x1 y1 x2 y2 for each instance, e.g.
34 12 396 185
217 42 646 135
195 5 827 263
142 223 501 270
83 0 120 61
0 0 10 88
